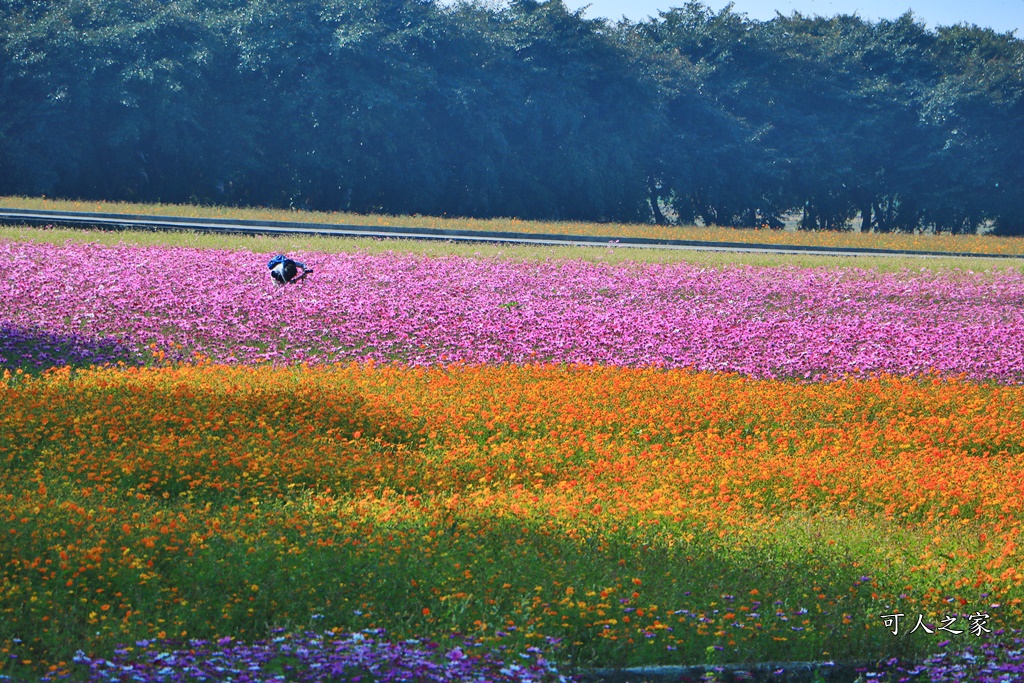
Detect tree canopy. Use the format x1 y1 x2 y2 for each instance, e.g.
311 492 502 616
1 0 1021 233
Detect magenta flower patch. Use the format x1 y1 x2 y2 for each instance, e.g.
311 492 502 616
3 239 1023 381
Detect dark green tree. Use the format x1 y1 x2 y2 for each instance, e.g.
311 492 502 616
1 0 1022 232
922 24 1024 234
637 3 789 228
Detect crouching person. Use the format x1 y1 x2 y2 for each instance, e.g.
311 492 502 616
267 254 311 284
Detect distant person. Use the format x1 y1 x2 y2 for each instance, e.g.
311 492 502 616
267 254 311 284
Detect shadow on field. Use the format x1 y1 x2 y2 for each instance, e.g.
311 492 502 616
0 323 141 373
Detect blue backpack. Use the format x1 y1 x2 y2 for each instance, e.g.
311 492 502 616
268 254 308 284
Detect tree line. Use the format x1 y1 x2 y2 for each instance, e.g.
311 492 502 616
1 0 1022 234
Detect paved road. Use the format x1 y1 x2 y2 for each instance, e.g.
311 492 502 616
1 206 1020 260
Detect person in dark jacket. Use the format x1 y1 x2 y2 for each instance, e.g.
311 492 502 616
267 254 311 284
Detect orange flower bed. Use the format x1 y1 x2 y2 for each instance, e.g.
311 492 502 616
2 363 1023 674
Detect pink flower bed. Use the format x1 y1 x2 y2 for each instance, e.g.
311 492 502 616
3 239 1023 380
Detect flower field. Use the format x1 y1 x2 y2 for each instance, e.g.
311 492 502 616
3 235 1024 681
3 240 1024 381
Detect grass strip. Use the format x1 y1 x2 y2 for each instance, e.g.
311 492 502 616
4 195 1024 257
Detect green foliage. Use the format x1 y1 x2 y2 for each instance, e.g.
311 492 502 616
0 0 1021 231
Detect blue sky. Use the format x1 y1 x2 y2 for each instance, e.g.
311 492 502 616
563 0 1024 33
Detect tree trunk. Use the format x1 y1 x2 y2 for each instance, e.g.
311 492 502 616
800 201 816 230
859 201 873 232
649 180 667 226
